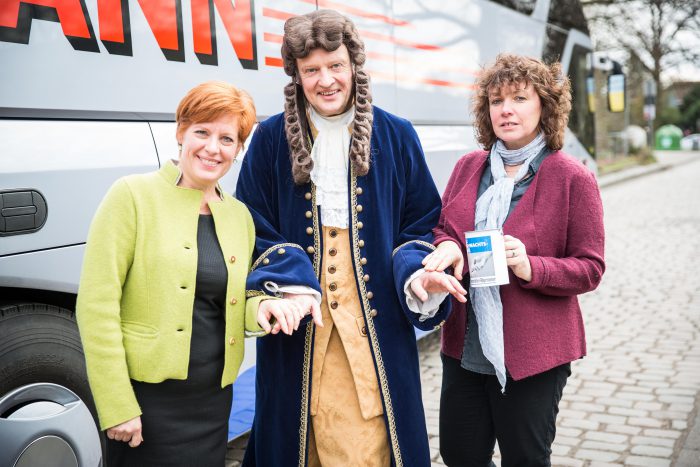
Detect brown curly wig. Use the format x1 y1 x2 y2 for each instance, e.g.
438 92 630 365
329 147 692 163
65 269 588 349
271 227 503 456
473 53 572 151
281 9 373 185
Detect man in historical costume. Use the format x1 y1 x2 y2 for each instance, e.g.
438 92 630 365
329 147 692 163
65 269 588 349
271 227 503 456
236 9 466 467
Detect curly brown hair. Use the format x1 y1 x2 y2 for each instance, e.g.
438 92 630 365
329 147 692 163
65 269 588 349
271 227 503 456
473 53 572 151
281 10 373 185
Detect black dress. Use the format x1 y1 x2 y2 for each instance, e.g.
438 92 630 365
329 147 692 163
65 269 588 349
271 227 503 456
107 215 232 467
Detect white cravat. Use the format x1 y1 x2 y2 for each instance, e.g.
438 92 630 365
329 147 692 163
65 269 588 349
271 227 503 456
308 105 354 228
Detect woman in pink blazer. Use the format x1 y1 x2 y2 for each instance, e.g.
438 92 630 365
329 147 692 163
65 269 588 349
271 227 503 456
423 54 605 467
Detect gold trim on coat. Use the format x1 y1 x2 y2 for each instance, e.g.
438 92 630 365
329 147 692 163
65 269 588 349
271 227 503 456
298 321 314 467
349 166 403 467
392 239 436 257
250 242 304 271
299 183 320 467
245 290 266 298
311 184 321 277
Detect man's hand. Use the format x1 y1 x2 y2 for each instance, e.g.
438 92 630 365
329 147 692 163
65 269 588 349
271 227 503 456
283 293 324 328
257 299 303 335
410 270 467 303
422 241 465 280
106 416 143 448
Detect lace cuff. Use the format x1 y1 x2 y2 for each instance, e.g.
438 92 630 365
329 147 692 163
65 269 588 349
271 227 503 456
403 269 449 322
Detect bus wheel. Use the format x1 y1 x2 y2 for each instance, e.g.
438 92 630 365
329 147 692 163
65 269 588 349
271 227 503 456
0 303 103 466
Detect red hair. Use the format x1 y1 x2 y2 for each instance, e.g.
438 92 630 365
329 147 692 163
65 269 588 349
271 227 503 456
176 81 256 144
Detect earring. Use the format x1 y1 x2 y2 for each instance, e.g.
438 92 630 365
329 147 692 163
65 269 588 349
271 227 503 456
178 143 182 152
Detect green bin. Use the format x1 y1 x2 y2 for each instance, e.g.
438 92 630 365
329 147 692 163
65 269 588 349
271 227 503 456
655 125 683 150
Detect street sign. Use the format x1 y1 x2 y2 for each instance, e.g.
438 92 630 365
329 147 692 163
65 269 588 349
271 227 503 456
608 74 625 112
644 80 657 98
644 104 656 121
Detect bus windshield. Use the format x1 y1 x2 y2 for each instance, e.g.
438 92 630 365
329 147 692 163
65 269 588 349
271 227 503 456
568 45 596 158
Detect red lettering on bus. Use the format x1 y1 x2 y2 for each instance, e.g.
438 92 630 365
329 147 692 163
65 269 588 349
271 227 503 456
138 0 178 50
98 0 125 43
96 0 184 60
1 0 256 67
1 0 89 37
191 0 257 69
0 0 99 51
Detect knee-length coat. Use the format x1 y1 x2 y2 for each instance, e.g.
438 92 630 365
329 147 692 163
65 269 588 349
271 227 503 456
236 106 451 467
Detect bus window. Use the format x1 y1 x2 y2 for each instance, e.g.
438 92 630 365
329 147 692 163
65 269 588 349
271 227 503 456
543 24 568 64
488 0 536 15
568 45 596 158
546 0 589 35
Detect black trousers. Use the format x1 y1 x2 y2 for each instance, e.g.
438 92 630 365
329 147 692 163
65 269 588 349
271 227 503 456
439 353 570 467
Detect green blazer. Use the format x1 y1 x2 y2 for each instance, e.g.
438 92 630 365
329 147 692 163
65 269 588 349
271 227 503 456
76 161 268 430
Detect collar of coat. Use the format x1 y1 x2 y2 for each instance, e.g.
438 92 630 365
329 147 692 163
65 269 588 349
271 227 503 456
161 159 225 200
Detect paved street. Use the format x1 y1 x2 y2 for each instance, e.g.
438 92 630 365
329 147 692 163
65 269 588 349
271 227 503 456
228 152 700 466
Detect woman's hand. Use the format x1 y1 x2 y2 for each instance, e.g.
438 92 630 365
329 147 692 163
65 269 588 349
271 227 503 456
283 293 324 328
410 271 467 303
106 416 143 448
504 234 532 281
257 299 303 335
422 241 465 280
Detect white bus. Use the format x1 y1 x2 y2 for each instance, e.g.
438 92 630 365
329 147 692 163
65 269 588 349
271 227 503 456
0 0 597 463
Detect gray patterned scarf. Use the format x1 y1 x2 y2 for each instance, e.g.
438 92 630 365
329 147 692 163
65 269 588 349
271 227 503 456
469 132 546 391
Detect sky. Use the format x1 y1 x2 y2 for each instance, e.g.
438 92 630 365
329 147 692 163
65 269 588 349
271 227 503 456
584 1 700 85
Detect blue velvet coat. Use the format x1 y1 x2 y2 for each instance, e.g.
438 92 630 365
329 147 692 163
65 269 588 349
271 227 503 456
236 107 450 467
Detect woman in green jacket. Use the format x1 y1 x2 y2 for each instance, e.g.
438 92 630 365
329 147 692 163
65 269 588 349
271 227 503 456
76 81 305 466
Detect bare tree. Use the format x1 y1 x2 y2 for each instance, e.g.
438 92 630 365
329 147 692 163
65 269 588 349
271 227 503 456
582 0 700 127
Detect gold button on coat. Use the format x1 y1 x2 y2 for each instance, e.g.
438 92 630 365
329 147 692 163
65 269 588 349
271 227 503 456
367 291 374 299
229 256 236 263
329 282 337 291
263 258 270 265
305 192 312 200
356 187 363 195
229 337 236 345
357 221 363 229
328 265 337 274
306 227 313 235
360 257 367 265
278 248 286 254
305 211 312 218
330 301 338 309
307 246 315 254
356 205 363 212
329 229 338 238
329 247 337 256
358 240 365 247
363 274 370 282
230 298 237 305
370 309 378 318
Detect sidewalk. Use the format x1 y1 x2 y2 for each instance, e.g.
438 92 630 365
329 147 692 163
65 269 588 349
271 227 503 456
639 150 700 467
558 149 700 466
226 149 700 467
597 150 700 189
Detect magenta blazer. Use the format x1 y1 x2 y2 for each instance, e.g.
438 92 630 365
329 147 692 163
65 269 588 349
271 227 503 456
434 150 605 380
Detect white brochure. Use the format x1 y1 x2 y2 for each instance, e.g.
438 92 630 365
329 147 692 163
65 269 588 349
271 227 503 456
464 229 509 288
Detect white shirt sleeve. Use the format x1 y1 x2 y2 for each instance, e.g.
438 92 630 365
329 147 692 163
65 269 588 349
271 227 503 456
403 269 449 322
264 281 322 303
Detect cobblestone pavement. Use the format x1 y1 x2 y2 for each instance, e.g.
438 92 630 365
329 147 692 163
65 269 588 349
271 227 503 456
227 153 700 467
